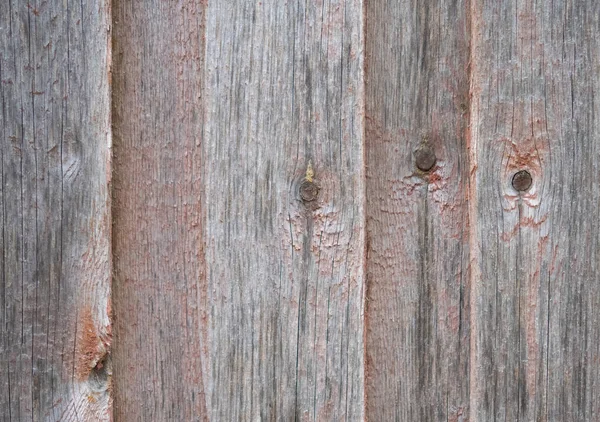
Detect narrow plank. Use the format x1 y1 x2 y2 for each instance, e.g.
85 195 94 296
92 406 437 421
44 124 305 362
364 1 471 420
203 0 365 419
110 1 207 420
0 0 112 420
469 0 600 420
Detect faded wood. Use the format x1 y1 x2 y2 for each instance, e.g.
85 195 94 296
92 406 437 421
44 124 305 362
469 0 600 420
203 0 365 419
4 1 600 420
0 0 112 420
112 0 366 420
365 1 471 420
111 1 207 420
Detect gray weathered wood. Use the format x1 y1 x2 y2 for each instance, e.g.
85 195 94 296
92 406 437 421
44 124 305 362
0 0 112 420
5 1 600 420
202 0 365 419
469 0 600 420
364 1 471 420
111 1 207 420
112 1 365 420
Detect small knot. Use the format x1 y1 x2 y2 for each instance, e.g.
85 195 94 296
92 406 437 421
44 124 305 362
88 355 111 393
512 170 532 192
414 145 436 172
299 180 319 202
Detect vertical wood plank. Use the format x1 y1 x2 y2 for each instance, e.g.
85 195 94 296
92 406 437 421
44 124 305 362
470 0 600 420
203 0 365 419
0 0 112 420
364 1 471 420
111 1 207 420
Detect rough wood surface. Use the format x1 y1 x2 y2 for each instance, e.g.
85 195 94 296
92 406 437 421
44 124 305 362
364 1 471 420
469 0 600 420
111 1 207 421
202 0 365 419
0 0 112 420
6 1 600 420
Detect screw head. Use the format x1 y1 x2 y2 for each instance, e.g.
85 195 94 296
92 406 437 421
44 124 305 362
512 170 532 192
299 180 319 202
415 145 436 172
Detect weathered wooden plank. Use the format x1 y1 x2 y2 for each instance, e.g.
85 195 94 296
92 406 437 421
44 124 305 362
0 0 112 420
110 1 207 420
203 0 365 420
469 0 600 420
364 1 471 420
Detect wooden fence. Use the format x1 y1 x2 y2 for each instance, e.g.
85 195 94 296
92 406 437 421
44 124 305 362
1 0 599 420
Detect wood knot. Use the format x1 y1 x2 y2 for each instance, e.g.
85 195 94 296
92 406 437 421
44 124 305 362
88 355 111 393
414 145 436 172
299 180 319 202
512 170 532 192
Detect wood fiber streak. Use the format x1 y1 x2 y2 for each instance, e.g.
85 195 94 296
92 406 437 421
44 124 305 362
0 0 112 420
365 1 471 420
469 0 600 420
111 1 207 420
204 0 365 420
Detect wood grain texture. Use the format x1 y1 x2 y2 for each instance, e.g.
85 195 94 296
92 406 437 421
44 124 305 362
111 1 207 421
364 1 471 420
5 1 599 420
469 0 600 420
203 0 365 419
0 0 112 420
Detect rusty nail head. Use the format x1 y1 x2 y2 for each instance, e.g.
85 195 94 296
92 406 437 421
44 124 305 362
299 180 319 202
415 145 436 172
512 170 532 192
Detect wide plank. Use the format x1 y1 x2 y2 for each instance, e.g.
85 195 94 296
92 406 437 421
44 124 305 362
0 0 112 420
365 1 471 420
111 1 207 420
469 0 600 420
203 0 366 419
